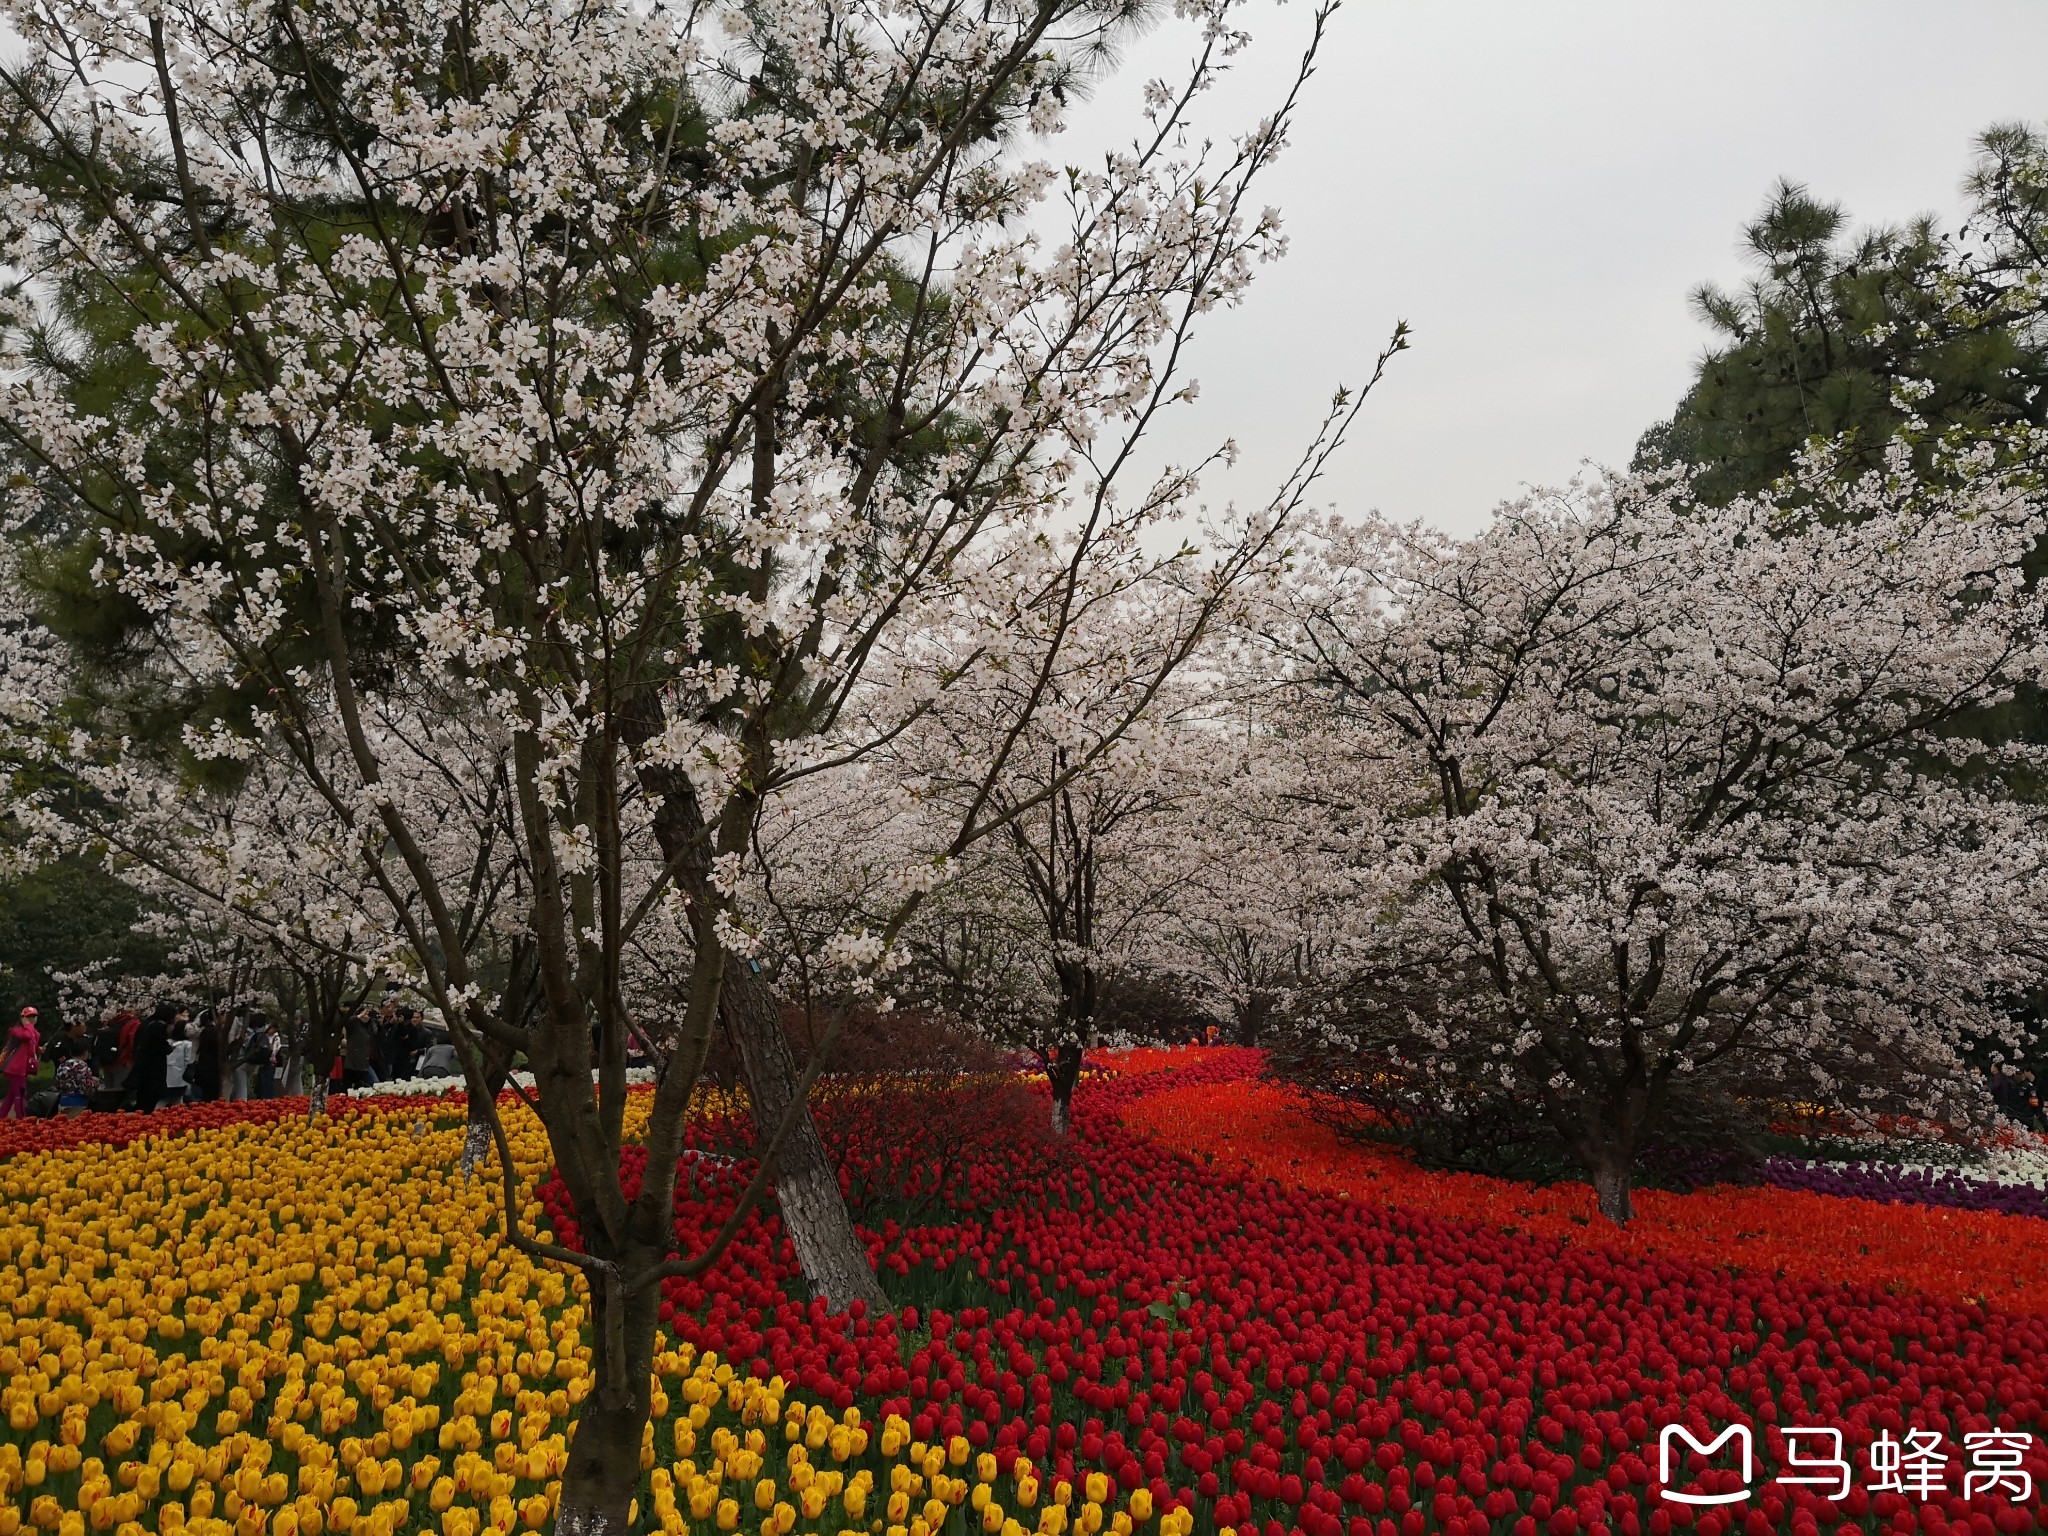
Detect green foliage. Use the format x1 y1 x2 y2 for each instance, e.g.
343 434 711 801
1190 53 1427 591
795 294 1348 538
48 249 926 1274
1636 176 2048 506
1640 119 2048 501
1639 130 2048 781
0 856 169 1013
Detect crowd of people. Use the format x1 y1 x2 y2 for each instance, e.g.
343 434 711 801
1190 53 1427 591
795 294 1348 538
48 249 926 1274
334 1001 448 1090
0 995 455 1118
0 1000 291 1116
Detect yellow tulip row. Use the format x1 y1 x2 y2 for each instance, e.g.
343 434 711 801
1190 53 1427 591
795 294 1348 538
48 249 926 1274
0 1100 1206 1536
0 1106 582 1536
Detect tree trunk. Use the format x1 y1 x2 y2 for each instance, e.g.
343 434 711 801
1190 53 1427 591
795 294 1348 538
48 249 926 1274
1592 1158 1633 1224
1045 1040 1084 1139
304 1011 344 1118
1234 991 1273 1048
722 965 888 1311
623 704 886 1315
460 1032 521 1182
553 1263 659 1536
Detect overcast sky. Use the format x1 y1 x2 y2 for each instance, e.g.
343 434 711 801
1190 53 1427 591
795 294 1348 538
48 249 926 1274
1057 0 2048 534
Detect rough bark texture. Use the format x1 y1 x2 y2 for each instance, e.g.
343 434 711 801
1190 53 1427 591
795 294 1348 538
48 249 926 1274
1234 991 1274 1048
553 1270 659 1536
459 1119 493 1181
1592 1160 1634 1224
1046 1041 1084 1139
460 1033 521 1182
303 1014 344 1120
622 708 887 1315
722 964 889 1310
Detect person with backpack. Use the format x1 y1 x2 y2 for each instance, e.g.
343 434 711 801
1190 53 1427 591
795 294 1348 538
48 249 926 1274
2 1006 41 1118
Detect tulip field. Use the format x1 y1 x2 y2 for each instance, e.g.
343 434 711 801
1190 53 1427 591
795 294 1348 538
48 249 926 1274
0 1050 2044 1536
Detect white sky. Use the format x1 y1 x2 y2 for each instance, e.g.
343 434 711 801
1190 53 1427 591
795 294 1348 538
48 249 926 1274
1057 0 2048 534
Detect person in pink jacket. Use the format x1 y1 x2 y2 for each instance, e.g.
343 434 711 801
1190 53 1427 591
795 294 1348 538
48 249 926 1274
2 1006 42 1118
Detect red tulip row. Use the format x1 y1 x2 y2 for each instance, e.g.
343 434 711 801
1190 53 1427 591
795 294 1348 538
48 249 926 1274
0 1093 329 1154
536 1057 2048 1536
1118 1078 2048 1316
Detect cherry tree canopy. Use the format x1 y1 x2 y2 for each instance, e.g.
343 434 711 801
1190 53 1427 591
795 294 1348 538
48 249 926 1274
1270 447 2048 1220
0 0 1377 1518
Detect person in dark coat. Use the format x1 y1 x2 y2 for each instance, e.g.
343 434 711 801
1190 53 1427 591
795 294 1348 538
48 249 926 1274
343 1008 377 1089
128 1003 176 1110
250 1014 283 1098
96 1010 139 1096
191 1009 222 1101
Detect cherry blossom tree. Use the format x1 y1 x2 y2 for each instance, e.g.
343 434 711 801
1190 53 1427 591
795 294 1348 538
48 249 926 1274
0 0 1380 1521
1272 448 2048 1223
869 560 1263 1130
0 555 75 879
900 655 1205 1127
902 719 1197 1133
1137 719 1353 1045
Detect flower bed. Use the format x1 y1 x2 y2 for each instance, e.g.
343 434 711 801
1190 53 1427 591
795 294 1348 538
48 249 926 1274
1119 1075 2048 1317
543 1061 2048 1536
1759 1160 2048 1221
0 1095 333 1157
0 1051 2042 1536
348 1069 661 1100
